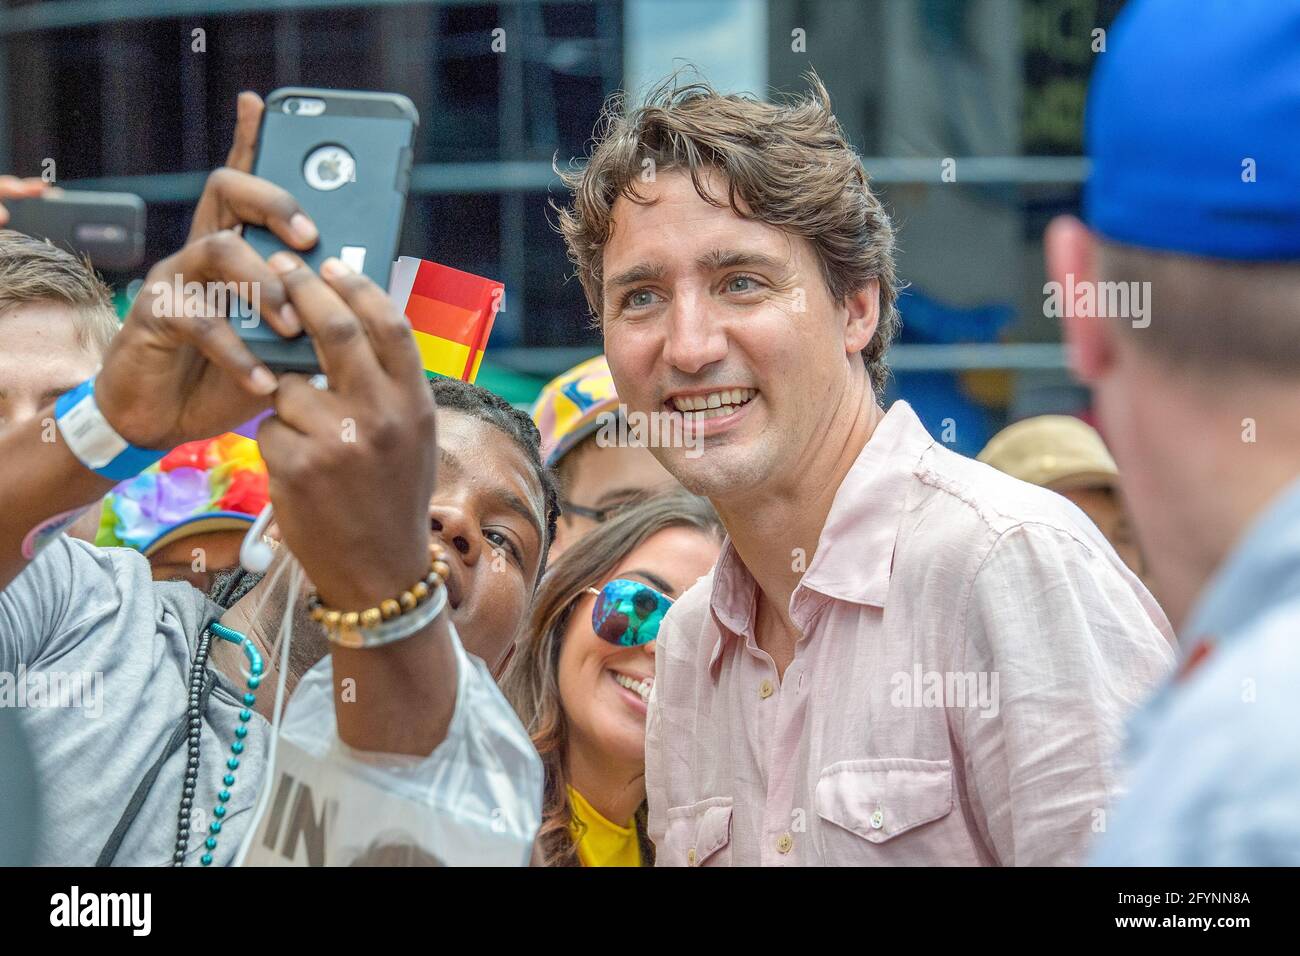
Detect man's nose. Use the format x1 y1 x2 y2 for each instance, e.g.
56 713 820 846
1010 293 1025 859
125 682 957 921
1 399 38 428
662 294 727 375
429 506 481 565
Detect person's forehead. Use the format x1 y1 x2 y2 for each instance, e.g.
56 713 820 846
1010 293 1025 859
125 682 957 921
1062 485 1118 510
0 300 89 346
566 441 672 503
435 409 545 525
0 302 100 397
149 530 246 566
604 168 791 261
609 525 718 595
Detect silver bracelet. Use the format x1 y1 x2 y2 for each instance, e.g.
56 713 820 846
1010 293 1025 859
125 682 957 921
324 583 448 649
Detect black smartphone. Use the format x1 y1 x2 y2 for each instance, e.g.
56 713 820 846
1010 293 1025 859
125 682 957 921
239 88 418 372
5 190 145 271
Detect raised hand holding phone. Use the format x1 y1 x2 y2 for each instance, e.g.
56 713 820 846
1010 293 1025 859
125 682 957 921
0 148 321 590
255 252 435 611
92 227 302 450
0 175 49 226
187 92 320 258
255 252 452 756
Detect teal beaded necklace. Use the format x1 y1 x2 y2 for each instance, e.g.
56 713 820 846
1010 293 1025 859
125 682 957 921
178 620 262 867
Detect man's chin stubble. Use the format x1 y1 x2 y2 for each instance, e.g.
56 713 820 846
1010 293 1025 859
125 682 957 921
206 565 332 684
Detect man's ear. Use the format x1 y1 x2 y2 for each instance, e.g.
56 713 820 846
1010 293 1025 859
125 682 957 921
1045 215 1115 385
843 279 879 356
492 641 517 682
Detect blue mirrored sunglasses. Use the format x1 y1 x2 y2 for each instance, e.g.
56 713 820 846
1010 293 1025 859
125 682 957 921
587 578 673 647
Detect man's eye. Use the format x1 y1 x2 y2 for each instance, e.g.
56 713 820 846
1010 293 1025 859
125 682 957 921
485 529 522 564
725 275 760 294
625 289 657 309
602 495 640 516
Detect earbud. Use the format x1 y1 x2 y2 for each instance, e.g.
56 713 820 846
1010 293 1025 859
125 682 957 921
240 503 277 573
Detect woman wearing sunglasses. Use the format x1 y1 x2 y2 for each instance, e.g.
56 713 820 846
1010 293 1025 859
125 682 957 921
501 490 723 866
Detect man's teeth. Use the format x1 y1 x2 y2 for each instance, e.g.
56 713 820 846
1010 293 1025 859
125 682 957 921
613 672 653 703
670 388 756 420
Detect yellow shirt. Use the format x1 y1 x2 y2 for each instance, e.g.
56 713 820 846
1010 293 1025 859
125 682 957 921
568 786 642 867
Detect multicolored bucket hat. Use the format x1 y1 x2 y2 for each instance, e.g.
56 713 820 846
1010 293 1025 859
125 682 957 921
531 354 621 469
94 432 270 557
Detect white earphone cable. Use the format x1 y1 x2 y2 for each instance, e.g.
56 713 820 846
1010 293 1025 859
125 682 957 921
231 555 302 866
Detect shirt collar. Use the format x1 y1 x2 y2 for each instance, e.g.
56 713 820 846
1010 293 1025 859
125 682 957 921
567 785 636 835
798 400 933 606
706 400 934 669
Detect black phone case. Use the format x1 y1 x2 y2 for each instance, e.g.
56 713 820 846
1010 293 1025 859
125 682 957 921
6 191 146 271
238 88 418 371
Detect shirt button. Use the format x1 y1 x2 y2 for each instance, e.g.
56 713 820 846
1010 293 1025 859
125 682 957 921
687 847 696 866
758 679 774 699
870 810 884 830
776 833 793 854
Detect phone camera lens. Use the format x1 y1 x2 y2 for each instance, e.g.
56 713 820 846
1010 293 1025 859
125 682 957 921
303 145 356 191
286 98 300 114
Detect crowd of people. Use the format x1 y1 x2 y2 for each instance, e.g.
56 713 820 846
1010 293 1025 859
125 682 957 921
1 0 1298 866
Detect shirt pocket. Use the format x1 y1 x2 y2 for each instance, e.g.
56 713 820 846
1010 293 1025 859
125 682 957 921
660 797 734 867
814 757 954 864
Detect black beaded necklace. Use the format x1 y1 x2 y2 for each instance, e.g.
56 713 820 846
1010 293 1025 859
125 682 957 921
173 569 254 867
96 569 259 868
173 627 215 863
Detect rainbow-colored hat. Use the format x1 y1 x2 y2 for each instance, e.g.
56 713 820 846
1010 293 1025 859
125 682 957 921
95 432 270 557
531 355 620 469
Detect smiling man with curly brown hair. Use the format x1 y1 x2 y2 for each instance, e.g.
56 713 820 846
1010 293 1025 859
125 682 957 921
557 72 1175 866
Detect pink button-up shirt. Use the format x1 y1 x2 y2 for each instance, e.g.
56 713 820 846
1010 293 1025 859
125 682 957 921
646 401 1175 866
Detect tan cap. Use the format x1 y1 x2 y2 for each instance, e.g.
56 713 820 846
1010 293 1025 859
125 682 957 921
977 415 1119 493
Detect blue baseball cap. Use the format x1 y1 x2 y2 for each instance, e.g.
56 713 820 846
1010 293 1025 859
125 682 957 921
1084 0 1300 261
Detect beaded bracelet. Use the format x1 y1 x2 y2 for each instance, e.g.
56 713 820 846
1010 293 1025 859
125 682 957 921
337 582 448 648
307 542 451 649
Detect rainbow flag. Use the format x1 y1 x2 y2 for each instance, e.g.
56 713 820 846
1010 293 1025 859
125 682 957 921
388 257 503 383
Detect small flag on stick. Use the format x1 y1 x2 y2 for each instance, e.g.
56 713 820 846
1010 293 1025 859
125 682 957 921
388 256 503 384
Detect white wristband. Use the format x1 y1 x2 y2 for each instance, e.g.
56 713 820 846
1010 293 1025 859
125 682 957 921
54 377 166 481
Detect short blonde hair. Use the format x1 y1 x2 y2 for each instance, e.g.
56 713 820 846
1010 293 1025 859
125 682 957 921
555 71 900 392
0 229 118 354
